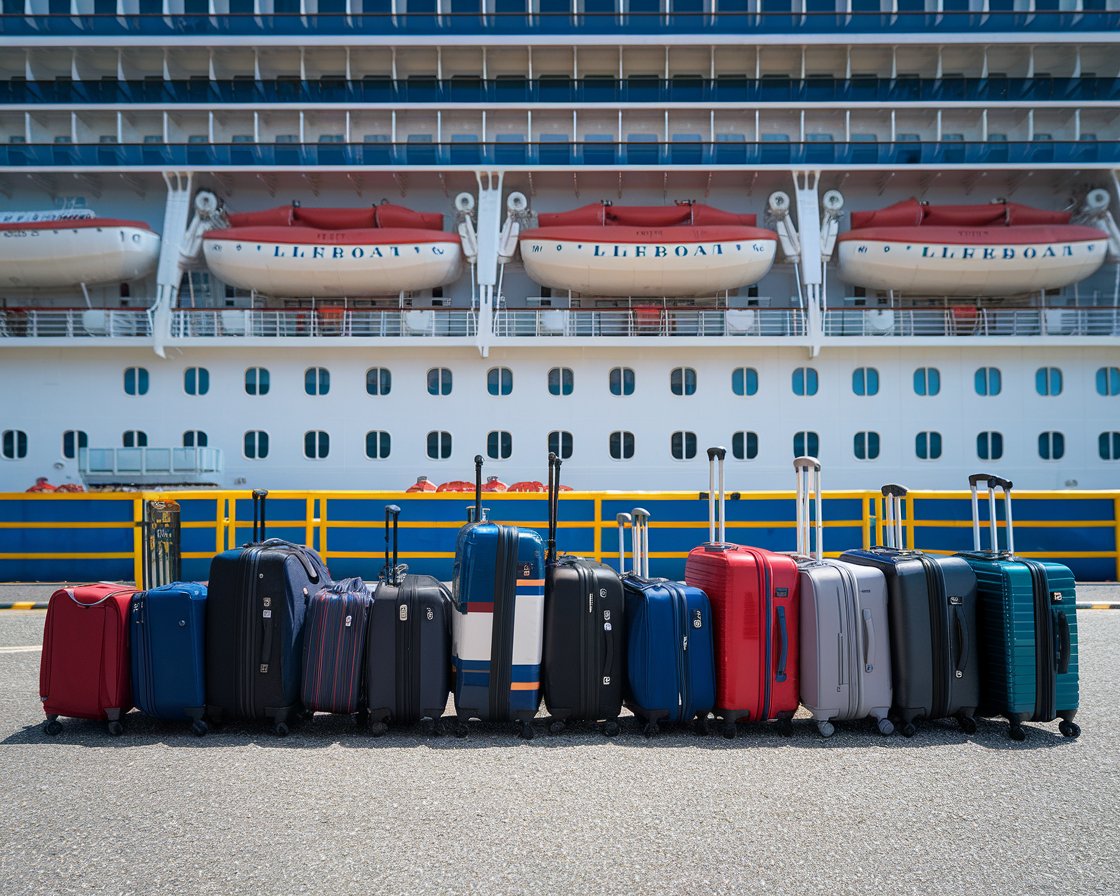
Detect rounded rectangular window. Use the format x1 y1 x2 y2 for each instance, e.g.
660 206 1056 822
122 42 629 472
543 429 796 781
1096 367 1120 397
1038 431 1064 460
366 430 391 459
609 367 635 396
122 430 148 448
182 430 208 448
1100 432 1120 461
854 431 880 460
487 430 512 460
609 430 635 460
793 431 819 457
671 430 697 460
62 430 88 460
305 367 330 396
670 367 697 396
244 430 270 459
975 367 1002 396
548 367 574 396
548 430 573 459
366 367 391 396
792 367 819 396
977 431 1004 461
732 431 758 460
852 367 879 396
1035 366 1062 396
304 430 330 459
916 431 942 460
124 366 149 396
732 367 759 396
487 367 513 396
427 430 452 459
1 430 28 459
914 367 941 396
427 367 452 396
245 367 270 396
184 366 210 396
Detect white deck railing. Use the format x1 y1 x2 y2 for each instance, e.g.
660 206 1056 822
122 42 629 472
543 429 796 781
822 306 1120 338
492 307 806 337
0 308 152 338
169 308 478 338
79 447 224 482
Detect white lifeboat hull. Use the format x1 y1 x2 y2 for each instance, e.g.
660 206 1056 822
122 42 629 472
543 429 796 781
0 221 160 288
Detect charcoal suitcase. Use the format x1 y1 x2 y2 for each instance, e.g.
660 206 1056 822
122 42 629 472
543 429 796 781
366 504 453 734
956 474 1080 741
451 456 547 738
41 583 138 736
792 458 893 738
623 508 716 737
842 483 980 737
685 447 800 737
541 453 625 736
130 582 209 735
206 489 331 736
301 577 371 720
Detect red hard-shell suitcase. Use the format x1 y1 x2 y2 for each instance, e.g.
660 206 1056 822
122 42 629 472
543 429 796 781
684 447 800 736
40 583 137 736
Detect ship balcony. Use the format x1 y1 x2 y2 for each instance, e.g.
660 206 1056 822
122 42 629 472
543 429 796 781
0 307 153 340
492 306 807 339
78 446 223 486
168 307 478 339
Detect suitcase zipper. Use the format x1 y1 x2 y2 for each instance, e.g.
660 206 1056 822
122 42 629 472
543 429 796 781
579 563 590 721
917 555 950 719
760 556 774 720
489 527 518 721
835 565 860 719
1023 560 1056 721
673 584 691 722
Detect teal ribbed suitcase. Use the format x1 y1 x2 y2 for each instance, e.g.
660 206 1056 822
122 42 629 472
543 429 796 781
956 474 1080 741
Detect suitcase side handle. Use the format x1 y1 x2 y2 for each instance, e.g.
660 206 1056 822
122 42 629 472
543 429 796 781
1054 609 1071 675
953 603 969 679
616 513 632 575
252 488 269 542
775 605 788 683
793 455 823 560
861 607 876 674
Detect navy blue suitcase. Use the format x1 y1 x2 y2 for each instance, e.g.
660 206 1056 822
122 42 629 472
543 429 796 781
451 456 547 739
129 582 209 736
301 577 371 720
620 509 716 736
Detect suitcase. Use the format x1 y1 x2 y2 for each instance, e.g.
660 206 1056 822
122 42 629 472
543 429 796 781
622 507 716 737
956 474 1080 741
791 457 893 738
130 582 209 736
301 576 371 721
205 489 332 736
841 482 980 737
684 446 800 737
366 504 453 734
451 455 547 738
40 583 137 736
541 452 625 736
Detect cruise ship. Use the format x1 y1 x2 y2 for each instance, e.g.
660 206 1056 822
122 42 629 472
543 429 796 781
1 3 1118 493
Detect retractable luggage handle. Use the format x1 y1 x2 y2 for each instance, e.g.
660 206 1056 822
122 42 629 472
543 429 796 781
546 452 560 564
705 446 728 546
252 488 268 542
471 455 484 523
382 504 407 586
880 484 907 550
968 473 1014 554
631 507 650 578
616 512 632 575
792 456 823 560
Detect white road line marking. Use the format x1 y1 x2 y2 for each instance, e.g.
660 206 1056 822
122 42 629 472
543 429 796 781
0 645 42 654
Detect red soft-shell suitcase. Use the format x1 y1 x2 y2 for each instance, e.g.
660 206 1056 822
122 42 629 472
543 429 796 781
40 583 138 736
684 447 800 737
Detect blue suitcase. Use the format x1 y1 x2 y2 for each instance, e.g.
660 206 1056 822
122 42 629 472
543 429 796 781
451 457 547 739
621 509 716 737
130 582 209 736
956 474 1080 741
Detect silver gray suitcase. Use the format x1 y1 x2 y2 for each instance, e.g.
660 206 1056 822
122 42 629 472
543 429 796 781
793 457 894 737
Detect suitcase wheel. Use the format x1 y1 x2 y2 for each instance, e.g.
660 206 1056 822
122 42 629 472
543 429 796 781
642 721 659 739
273 722 290 738
816 720 836 739
548 719 566 735
722 720 738 740
692 716 711 737
602 720 621 738
1008 723 1027 742
191 719 209 738
107 720 123 737
901 722 917 738
877 718 895 737
1059 720 1080 739
517 720 535 741
368 720 389 738
957 714 977 735
43 718 62 737
420 717 442 737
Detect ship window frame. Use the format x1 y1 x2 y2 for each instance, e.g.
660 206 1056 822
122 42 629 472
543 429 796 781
184 366 210 397
852 367 879 397
792 366 819 397
122 430 148 449
732 367 759 397
975 367 1002 396
1100 432 1120 461
487 430 513 460
1035 366 1063 397
731 430 759 461
427 367 453 396
1095 367 1120 397
609 366 635 396
304 367 331 397
548 366 575 396
915 431 943 460
182 430 208 448
670 430 698 461
977 430 1004 461
365 367 392 397
1 429 28 460
487 367 514 397
793 431 820 458
670 366 697 396
548 430 574 460
913 366 941 397
854 430 881 460
304 430 330 460
365 430 391 460
243 430 270 460
123 366 149 396
1038 431 1064 461
245 366 271 396
62 429 88 460
427 430 453 460
609 430 635 461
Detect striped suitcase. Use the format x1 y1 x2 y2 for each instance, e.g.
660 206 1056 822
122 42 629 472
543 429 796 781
956 474 1080 741
451 456 547 738
301 577 371 719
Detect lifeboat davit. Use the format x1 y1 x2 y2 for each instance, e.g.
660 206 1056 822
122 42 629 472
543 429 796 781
518 203 778 297
0 211 160 288
836 199 1109 296
202 204 463 297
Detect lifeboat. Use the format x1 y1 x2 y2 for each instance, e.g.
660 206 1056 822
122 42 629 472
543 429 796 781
836 199 1109 296
404 476 437 493
202 204 463 297
436 480 475 492
0 210 160 288
518 203 778 297
481 476 508 493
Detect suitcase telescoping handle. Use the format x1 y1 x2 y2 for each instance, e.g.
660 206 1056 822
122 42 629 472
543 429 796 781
473 454 484 523
546 452 560 563
382 504 406 586
631 507 651 578
616 512 632 575
793 456 823 560
967 473 1015 555
880 484 907 549
706 446 727 545
252 488 269 541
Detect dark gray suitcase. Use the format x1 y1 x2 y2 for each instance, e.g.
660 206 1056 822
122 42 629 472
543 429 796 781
365 504 452 735
841 484 980 737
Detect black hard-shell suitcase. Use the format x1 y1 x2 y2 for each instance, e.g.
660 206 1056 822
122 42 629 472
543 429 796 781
301 577 371 720
541 453 625 736
205 489 332 736
366 504 453 735
841 484 980 737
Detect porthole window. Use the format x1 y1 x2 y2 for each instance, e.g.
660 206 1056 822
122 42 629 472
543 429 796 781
975 367 1002 396
304 430 330 459
1 430 28 459
793 431 819 457
609 367 635 396
1096 367 1120 397
427 367 452 396
548 367 574 396
854 431 881 460
1035 366 1063 396
671 430 697 460
427 430 452 459
609 430 635 460
792 367 819 396
548 430 573 459
184 367 210 396
1100 432 1120 461
124 366 149 396
977 431 1004 461
487 367 513 396
365 431 391 459
486 430 513 460
244 430 270 459
366 367 391 396
731 431 758 460
852 367 879 396
122 430 148 448
62 430 87 460
732 367 759 396
671 367 697 396
916 431 942 460
914 367 941 396
305 367 330 396
182 430 208 448
245 367 270 396
1038 431 1064 460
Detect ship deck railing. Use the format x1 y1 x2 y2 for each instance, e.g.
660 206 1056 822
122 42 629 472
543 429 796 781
78 446 223 483
822 306 1120 338
169 307 478 339
492 306 806 338
0 307 153 339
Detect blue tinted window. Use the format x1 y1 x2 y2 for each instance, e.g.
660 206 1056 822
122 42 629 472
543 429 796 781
427 430 452 459
245 367 270 395
549 367 574 396
1038 432 1064 460
124 366 149 395
914 367 940 396
732 431 758 460
852 367 879 396
244 431 269 459
732 367 759 396
792 367 819 396
487 430 512 460
184 367 209 396
62 430 87 460
609 430 635 460
366 367 391 396
671 431 697 460
1100 432 1120 461
1097 367 1120 397
854 431 880 460
427 367 452 396
305 367 330 396
975 367 1001 396
1 430 27 459
304 430 330 459
610 367 635 396
915 431 942 460
1035 366 1062 396
977 431 1003 460
548 430 573 459
793 431 819 457
670 367 696 396
182 430 207 448
487 367 513 396
365 431 391 459
122 430 147 448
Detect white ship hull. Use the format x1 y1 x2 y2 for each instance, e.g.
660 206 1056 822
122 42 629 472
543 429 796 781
0 223 160 288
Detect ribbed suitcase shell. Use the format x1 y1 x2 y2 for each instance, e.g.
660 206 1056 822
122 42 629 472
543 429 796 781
841 548 980 733
367 575 453 727
622 576 715 732
129 582 207 727
452 520 547 726
685 546 800 726
40 584 137 732
301 577 371 716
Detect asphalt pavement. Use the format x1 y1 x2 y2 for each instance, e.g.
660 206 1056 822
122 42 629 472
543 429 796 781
0 593 1118 895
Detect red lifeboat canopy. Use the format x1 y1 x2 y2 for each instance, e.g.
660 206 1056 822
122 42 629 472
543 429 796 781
405 476 437 493
535 202 758 229
482 476 508 493
506 481 548 493
436 480 476 493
